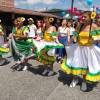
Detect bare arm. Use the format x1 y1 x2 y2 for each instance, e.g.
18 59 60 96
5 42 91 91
66 38 74 46
19 33 28 39
0 31 4 36
97 40 100 44
12 33 28 39
67 28 70 42
53 27 60 44
58 27 60 36
35 26 37 37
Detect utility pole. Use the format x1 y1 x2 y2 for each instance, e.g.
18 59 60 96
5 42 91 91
71 0 74 19
93 6 95 12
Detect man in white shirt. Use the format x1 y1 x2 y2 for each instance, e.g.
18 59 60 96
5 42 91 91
27 18 37 39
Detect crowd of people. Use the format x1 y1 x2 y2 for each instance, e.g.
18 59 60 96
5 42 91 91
0 11 100 92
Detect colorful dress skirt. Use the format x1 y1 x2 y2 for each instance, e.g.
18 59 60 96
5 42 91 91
61 29 100 82
10 26 33 63
30 32 64 65
31 39 64 65
0 46 9 56
11 37 33 62
62 43 100 82
0 36 9 56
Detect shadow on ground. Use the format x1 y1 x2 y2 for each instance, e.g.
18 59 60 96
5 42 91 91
28 65 57 77
58 70 99 92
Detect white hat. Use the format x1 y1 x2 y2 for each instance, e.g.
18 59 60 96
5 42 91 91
28 18 34 22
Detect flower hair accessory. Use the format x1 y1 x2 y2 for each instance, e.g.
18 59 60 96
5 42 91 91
91 12 96 19
49 18 54 22
21 17 25 22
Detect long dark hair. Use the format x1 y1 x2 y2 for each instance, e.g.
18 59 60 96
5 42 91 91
42 17 50 33
61 19 67 31
77 11 93 41
36 20 42 28
79 11 92 34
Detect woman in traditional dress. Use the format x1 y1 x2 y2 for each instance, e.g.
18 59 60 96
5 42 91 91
10 17 33 71
61 11 100 91
0 19 9 65
31 17 64 76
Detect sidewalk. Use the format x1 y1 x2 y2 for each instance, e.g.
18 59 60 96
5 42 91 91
0 54 100 100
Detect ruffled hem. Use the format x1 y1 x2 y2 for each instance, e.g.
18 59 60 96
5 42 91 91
61 57 100 82
27 39 39 54
15 39 33 56
86 74 100 82
50 32 58 37
73 28 100 39
0 46 9 53
32 43 63 65
90 28 100 36
37 44 64 65
61 57 88 76
30 38 64 65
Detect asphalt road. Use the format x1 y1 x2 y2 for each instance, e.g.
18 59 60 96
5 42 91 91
0 53 100 100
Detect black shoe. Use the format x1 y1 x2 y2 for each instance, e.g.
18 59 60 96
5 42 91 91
56 57 61 63
58 59 63 64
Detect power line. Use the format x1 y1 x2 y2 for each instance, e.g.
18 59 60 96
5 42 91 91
82 0 91 9
71 0 74 19
79 0 90 10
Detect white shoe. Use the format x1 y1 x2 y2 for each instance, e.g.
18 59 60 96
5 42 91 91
17 65 23 71
42 70 49 75
70 79 78 88
58 59 63 64
81 82 87 91
48 71 54 76
22 66 28 71
16 60 21 64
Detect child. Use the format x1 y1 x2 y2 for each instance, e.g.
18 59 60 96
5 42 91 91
61 11 100 91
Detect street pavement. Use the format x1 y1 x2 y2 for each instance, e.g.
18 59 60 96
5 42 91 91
0 53 100 100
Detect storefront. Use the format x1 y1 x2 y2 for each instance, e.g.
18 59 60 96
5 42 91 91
0 6 60 41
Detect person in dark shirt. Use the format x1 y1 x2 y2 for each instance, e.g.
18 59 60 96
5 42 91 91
54 19 60 31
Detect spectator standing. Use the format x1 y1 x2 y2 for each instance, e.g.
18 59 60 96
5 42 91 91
56 19 70 64
27 18 37 39
54 19 61 31
67 21 75 46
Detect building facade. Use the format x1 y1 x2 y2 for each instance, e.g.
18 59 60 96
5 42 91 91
0 0 14 7
0 0 60 41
